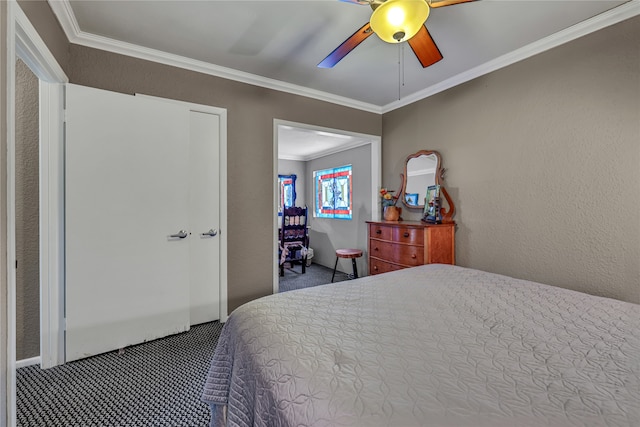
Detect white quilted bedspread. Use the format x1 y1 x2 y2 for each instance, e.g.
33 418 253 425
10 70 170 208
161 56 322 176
202 264 640 427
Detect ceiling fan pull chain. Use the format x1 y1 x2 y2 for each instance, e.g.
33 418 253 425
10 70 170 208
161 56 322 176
398 44 401 100
397 43 407 101
402 43 406 88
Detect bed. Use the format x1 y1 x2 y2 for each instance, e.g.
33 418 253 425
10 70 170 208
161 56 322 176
202 264 639 427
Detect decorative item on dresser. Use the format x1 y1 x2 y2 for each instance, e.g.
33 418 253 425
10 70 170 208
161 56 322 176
367 220 455 275
379 187 402 221
423 184 442 224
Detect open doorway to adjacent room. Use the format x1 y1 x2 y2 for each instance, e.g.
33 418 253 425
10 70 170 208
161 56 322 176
272 120 381 294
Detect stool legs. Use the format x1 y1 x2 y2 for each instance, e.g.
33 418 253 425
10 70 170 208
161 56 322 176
332 256 359 282
331 256 339 283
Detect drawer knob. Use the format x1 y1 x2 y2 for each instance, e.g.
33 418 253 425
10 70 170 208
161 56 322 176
374 266 378 271
412 254 417 259
376 229 382 234
374 247 379 251
404 232 410 238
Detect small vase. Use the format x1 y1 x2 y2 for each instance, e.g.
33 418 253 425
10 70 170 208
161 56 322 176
383 206 401 221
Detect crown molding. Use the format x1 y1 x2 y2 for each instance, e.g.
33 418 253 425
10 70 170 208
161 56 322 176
48 0 81 37
382 0 640 113
47 0 383 114
49 0 639 115
15 3 68 83
280 138 373 162
278 154 307 161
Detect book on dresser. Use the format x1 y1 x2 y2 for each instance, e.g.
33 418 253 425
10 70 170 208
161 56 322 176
366 220 455 275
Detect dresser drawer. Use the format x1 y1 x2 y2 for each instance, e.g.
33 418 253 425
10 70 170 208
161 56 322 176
369 223 393 240
369 258 404 275
390 226 423 245
368 223 424 245
369 240 424 266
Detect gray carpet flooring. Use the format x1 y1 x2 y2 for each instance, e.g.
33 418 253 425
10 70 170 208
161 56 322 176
17 263 351 426
278 262 349 292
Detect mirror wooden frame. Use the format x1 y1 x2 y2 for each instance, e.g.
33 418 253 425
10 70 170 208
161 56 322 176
400 150 455 222
400 150 443 209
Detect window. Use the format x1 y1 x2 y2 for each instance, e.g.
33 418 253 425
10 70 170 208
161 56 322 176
278 174 297 215
313 165 352 219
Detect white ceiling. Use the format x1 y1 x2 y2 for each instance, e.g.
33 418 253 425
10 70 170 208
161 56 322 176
49 0 637 158
51 0 637 114
277 124 374 160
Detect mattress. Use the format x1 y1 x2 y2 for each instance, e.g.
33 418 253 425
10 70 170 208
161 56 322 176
202 264 640 427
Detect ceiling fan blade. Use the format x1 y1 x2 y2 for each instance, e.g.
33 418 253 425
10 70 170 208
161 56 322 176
318 22 374 68
429 0 476 8
407 25 443 68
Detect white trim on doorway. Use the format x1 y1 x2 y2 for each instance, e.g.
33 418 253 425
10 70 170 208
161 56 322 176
38 81 65 369
272 120 381 295
6 0 69 424
15 1 68 372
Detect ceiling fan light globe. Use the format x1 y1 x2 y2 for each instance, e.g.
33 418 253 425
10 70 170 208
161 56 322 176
387 7 406 26
370 0 430 43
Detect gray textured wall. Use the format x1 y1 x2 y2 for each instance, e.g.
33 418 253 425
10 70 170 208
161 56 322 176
306 144 372 273
15 59 40 360
382 16 640 303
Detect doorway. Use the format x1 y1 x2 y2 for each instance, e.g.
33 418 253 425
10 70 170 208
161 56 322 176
7 4 69 424
272 120 381 294
6 5 229 425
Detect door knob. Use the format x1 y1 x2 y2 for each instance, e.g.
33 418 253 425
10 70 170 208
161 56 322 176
170 230 188 239
201 228 218 237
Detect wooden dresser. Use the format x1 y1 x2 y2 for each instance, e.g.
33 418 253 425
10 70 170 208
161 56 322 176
366 220 455 275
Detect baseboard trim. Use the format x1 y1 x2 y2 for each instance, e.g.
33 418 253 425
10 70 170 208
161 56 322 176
16 356 41 369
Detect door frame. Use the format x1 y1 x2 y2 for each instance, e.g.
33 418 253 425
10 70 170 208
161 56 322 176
5 5 229 424
272 119 381 294
6 1 68 424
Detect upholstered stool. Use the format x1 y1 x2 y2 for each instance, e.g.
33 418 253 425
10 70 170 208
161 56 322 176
331 249 363 283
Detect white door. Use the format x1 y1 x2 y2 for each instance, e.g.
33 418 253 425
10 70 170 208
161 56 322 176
189 111 221 324
65 84 192 362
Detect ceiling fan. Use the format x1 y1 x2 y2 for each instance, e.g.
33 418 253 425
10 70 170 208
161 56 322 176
318 0 476 69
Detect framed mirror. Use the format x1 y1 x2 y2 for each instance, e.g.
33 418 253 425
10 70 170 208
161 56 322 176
400 150 443 209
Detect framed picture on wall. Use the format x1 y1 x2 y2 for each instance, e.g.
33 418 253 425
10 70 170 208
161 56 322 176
278 174 297 215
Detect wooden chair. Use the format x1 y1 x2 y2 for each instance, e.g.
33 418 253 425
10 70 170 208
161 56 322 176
279 206 310 277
